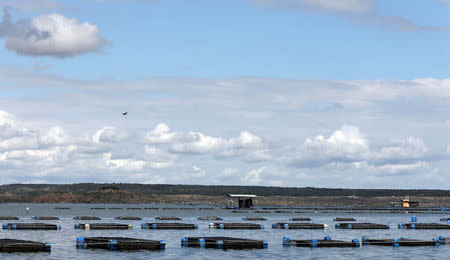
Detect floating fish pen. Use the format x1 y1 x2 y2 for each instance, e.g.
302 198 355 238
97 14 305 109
76 237 165 250
209 223 264 229
197 216 223 221
74 223 132 230
73 216 101 220
90 207 106 210
290 217 312 221
144 207 159 210
275 210 292 213
32 216 60 220
243 217 266 221
3 223 61 230
141 223 198 229
54 207 70 210
398 223 450 229
0 239 51 252
0 216 19 220
361 236 441 246
181 236 268 249
155 216 182 220
272 223 327 229
283 236 360 247
335 223 390 229
334 217 356 221
115 216 142 220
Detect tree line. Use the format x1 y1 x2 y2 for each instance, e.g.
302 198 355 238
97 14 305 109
1 183 449 198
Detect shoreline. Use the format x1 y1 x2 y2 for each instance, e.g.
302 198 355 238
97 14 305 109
1 195 450 207
1 183 449 207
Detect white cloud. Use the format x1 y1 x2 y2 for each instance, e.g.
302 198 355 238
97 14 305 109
286 125 433 176
93 127 128 143
0 9 109 57
251 0 447 32
0 110 16 126
0 109 180 183
375 137 428 164
252 0 375 14
145 123 271 162
288 125 369 167
192 165 206 177
378 161 428 174
241 167 288 186
2 67 450 187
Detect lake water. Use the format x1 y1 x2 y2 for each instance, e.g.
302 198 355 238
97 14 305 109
0 203 449 259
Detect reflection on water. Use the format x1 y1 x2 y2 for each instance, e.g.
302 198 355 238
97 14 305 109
0 203 449 259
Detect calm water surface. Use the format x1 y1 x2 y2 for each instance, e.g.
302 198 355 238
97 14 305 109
0 203 449 259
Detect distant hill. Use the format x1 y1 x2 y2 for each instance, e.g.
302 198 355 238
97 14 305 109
0 183 449 204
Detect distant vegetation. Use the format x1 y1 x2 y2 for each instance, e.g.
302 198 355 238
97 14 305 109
0 183 449 204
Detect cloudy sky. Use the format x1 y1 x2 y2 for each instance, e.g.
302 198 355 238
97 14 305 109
1 0 450 188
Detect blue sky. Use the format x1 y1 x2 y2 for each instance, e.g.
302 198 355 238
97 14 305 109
1 0 450 188
2 0 450 80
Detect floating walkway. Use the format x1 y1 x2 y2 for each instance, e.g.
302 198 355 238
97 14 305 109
398 223 450 229
181 236 268 249
141 223 198 229
209 223 264 229
334 217 356 221
0 216 18 220
32 216 60 220
362 236 442 246
0 239 51 252
115 216 142 220
290 217 311 221
74 223 132 230
283 236 360 247
76 237 165 250
155 216 182 220
272 223 327 229
232 210 249 213
335 223 389 229
3 223 61 230
197 216 223 220
73 216 101 220
243 217 266 221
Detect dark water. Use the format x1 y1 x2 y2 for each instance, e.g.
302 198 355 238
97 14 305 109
0 203 449 259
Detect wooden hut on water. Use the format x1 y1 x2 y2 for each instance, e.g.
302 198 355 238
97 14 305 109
227 194 257 209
